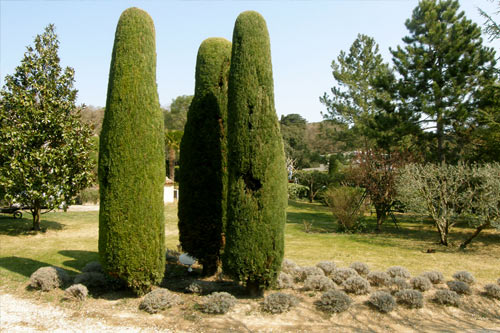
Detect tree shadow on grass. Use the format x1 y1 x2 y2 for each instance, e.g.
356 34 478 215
0 215 64 236
0 256 73 278
59 250 99 272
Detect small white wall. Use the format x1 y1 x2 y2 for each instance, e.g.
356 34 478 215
164 185 174 204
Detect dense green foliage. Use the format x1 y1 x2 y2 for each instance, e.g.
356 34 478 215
391 0 497 162
177 37 231 275
98 7 165 295
163 95 193 131
223 11 287 295
321 34 418 153
0 25 94 230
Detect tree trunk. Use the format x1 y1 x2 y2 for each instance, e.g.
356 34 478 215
436 220 448 246
460 222 489 249
437 111 444 163
31 204 41 231
168 147 175 181
201 259 218 277
308 183 313 203
375 206 387 232
246 280 264 298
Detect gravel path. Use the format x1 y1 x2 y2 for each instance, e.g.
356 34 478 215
0 294 170 332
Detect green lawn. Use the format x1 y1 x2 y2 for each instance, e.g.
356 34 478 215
0 200 499 294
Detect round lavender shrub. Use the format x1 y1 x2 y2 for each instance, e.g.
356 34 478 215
350 262 370 276
297 266 325 282
186 282 203 294
29 266 70 291
343 276 370 295
331 268 359 285
410 276 432 292
452 271 475 285
316 261 336 276
368 291 396 313
484 284 500 300
281 259 299 274
315 290 352 313
395 289 424 308
261 292 299 314
303 275 335 291
200 292 237 314
421 271 444 284
392 277 411 291
64 284 88 301
447 280 472 295
276 272 294 290
139 288 182 314
387 266 411 279
367 271 391 287
434 290 461 307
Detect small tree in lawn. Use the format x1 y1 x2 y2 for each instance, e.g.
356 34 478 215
223 11 288 297
178 37 231 276
99 7 165 295
296 170 331 203
0 24 94 231
349 150 409 231
396 163 471 246
460 163 500 249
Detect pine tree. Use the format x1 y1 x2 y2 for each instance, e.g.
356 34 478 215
177 37 231 276
98 7 165 295
223 11 287 297
391 0 497 162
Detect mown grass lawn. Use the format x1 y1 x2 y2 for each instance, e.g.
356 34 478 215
0 200 499 293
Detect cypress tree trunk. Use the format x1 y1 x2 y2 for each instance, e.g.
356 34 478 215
223 11 288 296
178 38 231 276
98 7 165 295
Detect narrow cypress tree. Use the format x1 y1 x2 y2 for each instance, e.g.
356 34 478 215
178 38 231 276
223 11 288 296
98 7 165 295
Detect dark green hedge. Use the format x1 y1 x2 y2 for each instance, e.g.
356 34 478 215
223 11 288 296
178 37 231 276
98 7 165 295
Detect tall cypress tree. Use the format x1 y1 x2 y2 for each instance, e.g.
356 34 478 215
223 11 287 296
98 7 165 295
178 38 231 276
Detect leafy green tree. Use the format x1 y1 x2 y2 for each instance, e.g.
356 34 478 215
163 95 193 131
223 11 288 296
296 170 331 203
178 37 231 276
280 114 309 168
98 7 165 295
164 129 183 181
471 83 500 162
391 0 497 162
0 24 94 231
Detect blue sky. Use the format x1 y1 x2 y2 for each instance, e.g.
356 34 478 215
1 0 499 122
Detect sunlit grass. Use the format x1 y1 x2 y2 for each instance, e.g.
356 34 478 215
0 200 499 295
